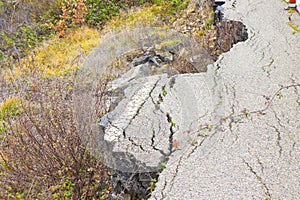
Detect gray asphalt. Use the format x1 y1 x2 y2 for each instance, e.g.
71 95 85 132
150 0 300 199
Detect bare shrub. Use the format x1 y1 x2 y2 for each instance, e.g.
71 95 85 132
0 74 111 199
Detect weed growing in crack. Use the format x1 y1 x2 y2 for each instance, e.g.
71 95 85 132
148 178 157 192
198 132 207 137
170 121 176 127
160 162 167 171
289 21 300 34
173 139 179 150
162 86 167 97
185 123 212 146
276 92 283 99
136 105 142 114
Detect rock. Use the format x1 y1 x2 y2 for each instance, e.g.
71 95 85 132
199 20 248 58
171 0 248 59
132 55 150 66
111 170 158 199
155 50 174 62
148 57 160 67
214 21 248 53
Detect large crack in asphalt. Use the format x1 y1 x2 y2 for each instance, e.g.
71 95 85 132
256 155 265 174
160 180 167 200
273 125 283 157
166 113 175 155
261 58 274 78
168 155 183 191
122 78 161 139
150 127 167 157
243 160 272 199
223 83 241 141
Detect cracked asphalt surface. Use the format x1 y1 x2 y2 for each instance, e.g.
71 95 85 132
93 0 299 198
149 0 300 199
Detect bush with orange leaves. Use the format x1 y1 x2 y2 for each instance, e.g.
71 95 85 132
45 0 88 37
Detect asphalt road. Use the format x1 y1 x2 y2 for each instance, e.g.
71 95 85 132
150 0 300 199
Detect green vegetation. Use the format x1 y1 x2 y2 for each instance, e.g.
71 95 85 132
162 85 167 97
0 0 60 63
0 0 190 65
0 98 22 121
161 162 166 171
289 21 300 34
85 0 124 27
2 26 101 81
204 9 215 30
149 178 157 192
0 0 191 199
105 0 190 31
198 132 206 137
158 39 182 50
0 98 22 134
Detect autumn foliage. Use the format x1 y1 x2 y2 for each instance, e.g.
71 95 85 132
46 0 88 37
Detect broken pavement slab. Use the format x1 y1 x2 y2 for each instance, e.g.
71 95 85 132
99 70 222 173
97 64 224 199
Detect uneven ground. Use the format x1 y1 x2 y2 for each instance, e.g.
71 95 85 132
74 0 300 199
3 0 298 199
150 0 300 199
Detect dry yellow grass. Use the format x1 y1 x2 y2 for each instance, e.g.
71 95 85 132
3 26 101 81
2 3 186 82
103 5 172 34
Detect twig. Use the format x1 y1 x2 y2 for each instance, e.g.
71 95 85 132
233 83 300 120
25 176 36 199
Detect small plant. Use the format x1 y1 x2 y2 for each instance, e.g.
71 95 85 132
0 97 22 120
173 139 179 149
204 9 215 30
170 120 176 127
289 21 300 34
148 178 157 192
158 39 182 50
197 29 207 37
207 124 213 132
261 198 272 200
137 105 142 114
276 92 283 99
198 132 206 137
162 87 167 97
160 162 166 171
